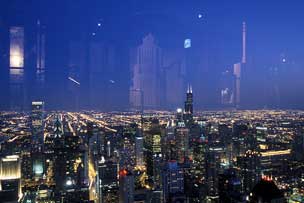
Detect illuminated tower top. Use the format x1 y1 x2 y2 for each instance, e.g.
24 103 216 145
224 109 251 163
184 84 193 115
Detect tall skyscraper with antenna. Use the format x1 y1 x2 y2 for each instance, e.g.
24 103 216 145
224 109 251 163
184 84 193 123
184 84 193 114
233 22 247 108
242 22 247 64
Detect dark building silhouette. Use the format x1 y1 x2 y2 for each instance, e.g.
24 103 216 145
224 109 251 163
249 179 285 203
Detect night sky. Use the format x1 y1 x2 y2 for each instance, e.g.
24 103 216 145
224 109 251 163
0 0 304 110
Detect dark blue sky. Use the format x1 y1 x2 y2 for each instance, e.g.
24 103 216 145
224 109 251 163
93 0 304 64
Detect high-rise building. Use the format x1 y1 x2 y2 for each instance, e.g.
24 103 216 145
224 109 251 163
145 119 163 188
130 34 162 109
237 150 261 194
175 123 190 164
119 169 134 203
205 144 222 202
135 135 144 168
98 160 119 203
162 161 185 202
184 85 193 123
292 126 304 161
0 155 22 202
31 101 45 147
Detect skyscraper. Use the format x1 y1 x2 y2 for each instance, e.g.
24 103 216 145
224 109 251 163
130 34 162 109
119 169 134 203
98 160 119 203
162 161 185 202
184 85 193 123
135 135 144 168
175 123 190 164
31 101 45 147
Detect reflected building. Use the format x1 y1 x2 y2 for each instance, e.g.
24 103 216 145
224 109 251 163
7 18 46 110
162 49 185 109
130 34 162 109
33 20 46 102
9 26 25 110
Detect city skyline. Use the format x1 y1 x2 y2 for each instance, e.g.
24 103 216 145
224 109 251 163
2 1 304 202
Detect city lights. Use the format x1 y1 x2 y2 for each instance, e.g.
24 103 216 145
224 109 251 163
0 1 303 202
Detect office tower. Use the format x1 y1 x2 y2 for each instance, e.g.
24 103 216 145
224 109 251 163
130 34 162 109
0 155 21 202
120 137 135 170
147 133 162 188
184 85 193 125
52 132 89 202
232 123 249 157
52 117 87 201
184 85 193 115
119 169 134 203
9 26 25 110
135 135 144 168
292 126 304 161
191 134 207 184
205 144 221 202
145 119 163 188
163 124 177 162
175 123 190 164
87 122 106 157
21 152 32 182
98 160 119 203
237 150 261 194
31 101 45 147
162 161 185 203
